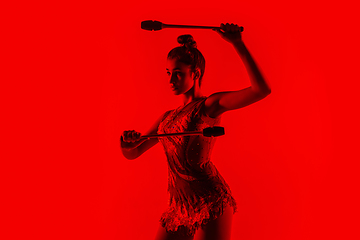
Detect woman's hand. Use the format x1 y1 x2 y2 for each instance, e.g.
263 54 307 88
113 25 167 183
120 130 146 150
121 130 142 143
214 23 242 44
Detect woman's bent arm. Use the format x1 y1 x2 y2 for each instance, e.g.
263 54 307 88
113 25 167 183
205 24 271 118
121 137 159 160
120 111 168 160
233 40 271 95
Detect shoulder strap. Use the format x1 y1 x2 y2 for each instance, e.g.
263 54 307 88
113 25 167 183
190 97 208 118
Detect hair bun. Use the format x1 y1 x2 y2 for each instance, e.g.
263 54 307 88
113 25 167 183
177 34 197 49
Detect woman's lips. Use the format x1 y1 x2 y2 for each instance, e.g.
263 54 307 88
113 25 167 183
171 86 178 91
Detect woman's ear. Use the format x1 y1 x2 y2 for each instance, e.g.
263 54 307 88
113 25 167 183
193 68 201 80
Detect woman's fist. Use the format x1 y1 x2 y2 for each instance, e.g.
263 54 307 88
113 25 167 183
121 130 142 143
214 23 242 44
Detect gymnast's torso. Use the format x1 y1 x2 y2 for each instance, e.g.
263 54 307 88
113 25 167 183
157 96 237 236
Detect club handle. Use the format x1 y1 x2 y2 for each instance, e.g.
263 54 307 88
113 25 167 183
163 23 244 32
141 131 203 138
141 126 225 138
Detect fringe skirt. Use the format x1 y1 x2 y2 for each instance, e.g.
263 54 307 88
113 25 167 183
160 188 237 236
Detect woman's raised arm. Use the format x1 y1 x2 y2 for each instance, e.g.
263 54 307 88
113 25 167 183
205 23 271 118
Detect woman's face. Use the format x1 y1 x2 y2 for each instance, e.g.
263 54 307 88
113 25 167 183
166 58 196 95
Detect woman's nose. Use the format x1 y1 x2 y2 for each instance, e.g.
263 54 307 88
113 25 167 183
170 74 177 84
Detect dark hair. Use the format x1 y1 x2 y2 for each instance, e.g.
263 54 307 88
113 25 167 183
167 34 205 87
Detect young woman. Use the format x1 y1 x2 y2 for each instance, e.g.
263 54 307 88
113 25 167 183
120 23 271 240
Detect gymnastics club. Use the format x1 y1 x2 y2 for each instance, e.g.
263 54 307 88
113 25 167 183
141 126 225 138
141 20 244 32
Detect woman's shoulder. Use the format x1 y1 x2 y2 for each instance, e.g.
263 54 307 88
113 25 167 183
193 96 221 120
162 109 173 118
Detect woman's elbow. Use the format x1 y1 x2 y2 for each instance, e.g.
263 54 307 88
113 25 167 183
265 88 271 96
124 155 138 160
121 149 139 160
259 87 271 97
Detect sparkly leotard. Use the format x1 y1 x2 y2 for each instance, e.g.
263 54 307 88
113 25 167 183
157 96 237 236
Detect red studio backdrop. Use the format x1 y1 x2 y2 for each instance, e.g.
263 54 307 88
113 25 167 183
2 1 359 240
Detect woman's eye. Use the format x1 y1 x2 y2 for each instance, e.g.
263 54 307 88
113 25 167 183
166 72 182 77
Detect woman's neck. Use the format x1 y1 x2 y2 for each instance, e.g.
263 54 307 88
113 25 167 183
181 85 204 106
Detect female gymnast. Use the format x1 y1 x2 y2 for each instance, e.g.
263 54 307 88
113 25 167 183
120 23 271 240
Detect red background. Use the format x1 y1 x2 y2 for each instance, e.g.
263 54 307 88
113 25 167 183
2 1 359 239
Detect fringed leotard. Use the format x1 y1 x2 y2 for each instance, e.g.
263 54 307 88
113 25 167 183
157 96 237 236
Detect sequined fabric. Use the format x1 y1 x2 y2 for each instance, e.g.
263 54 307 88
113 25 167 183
157 96 237 236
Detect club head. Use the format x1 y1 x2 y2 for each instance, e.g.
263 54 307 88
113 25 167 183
141 20 163 31
203 126 225 137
